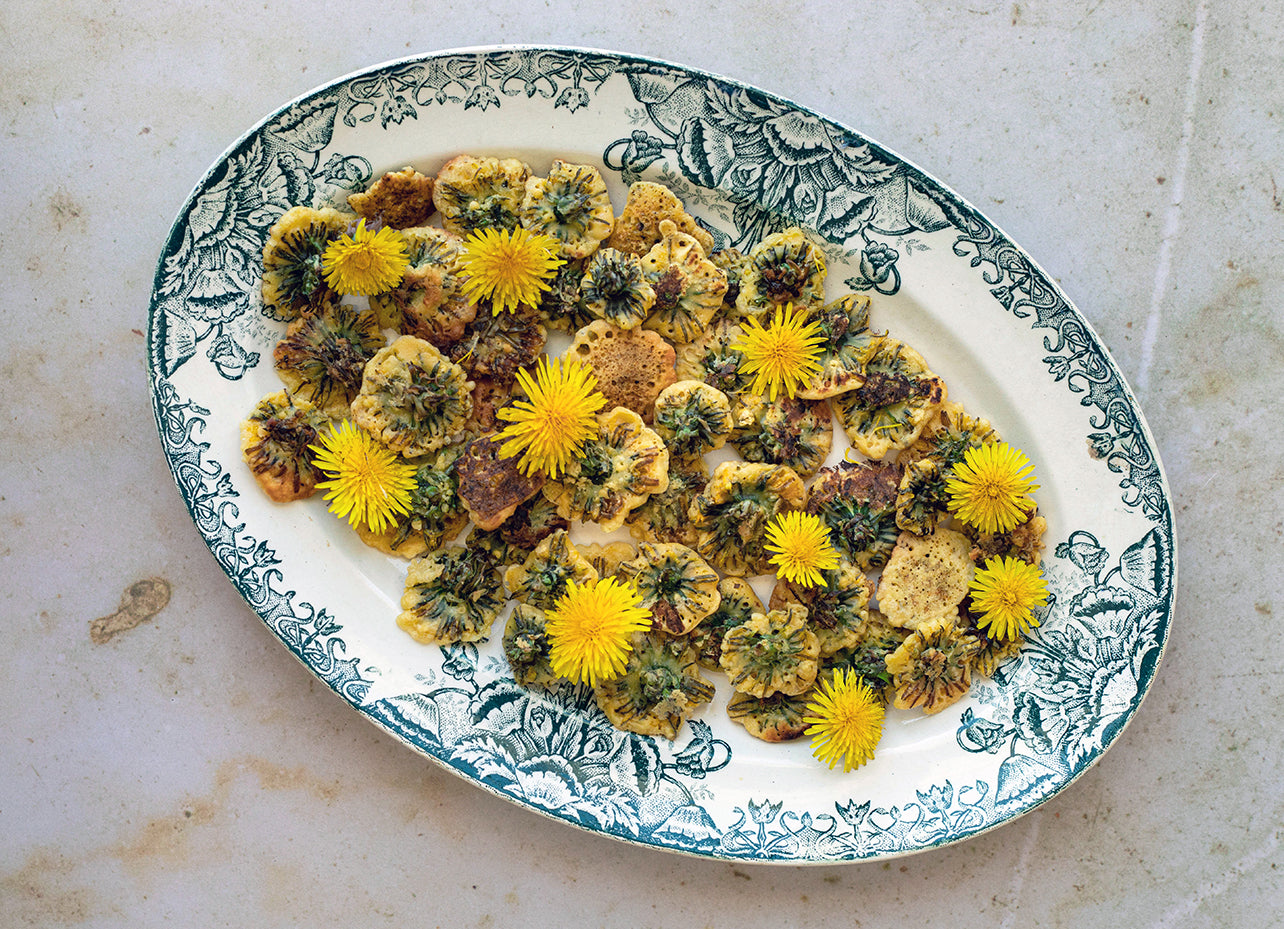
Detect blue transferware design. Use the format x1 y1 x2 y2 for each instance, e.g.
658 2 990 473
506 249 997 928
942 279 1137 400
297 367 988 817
149 47 1175 862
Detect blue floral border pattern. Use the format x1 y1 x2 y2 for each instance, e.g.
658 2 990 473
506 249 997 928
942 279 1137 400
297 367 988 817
150 380 372 705
149 48 1175 861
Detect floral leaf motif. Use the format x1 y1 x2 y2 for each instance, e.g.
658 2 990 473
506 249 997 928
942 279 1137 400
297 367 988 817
465 83 500 111
748 798 783 825
619 733 663 795
580 779 643 834
153 132 323 378
508 757 582 811
320 153 373 190
834 799 871 828
492 49 560 100
1055 530 1109 578
555 86 591 111
1010 690 1057 754
380 94 417 128
205 331 259 380
371 692 444 748
916 781 954 824
471 685 527 730
441 644 478 683
951 781 990 831
956 708 1010 754
153 294 200 376
653 805 722 849
995 754 1063 807
453 732 520 782
274 93 340 153
1118 528 1171 599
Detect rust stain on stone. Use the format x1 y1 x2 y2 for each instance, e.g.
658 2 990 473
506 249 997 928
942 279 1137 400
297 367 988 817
90 578 171 644
114 756 343 880
1 846 99 925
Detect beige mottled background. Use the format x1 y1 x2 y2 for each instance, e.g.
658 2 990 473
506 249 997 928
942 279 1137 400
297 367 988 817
2 1 1281 927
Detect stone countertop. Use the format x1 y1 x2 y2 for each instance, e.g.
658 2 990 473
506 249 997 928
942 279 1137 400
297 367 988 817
3 1 1281 926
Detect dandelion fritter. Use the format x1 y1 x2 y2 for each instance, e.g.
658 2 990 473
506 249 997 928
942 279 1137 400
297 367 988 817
770 560 873 657
272 301 385 417
520 160 614 260
397 546 505 646
607 180 714 257
239 390 329 502
625 456 708 546
876 528 974 632
580 248 655 330
729 393 832 479
675 319 753 398
720 603 820 698
734 227 828 321
689 462 807 576
689 576 763 670
727 690 813 743
543 407 670 532
806 460 903 571
651 380 733 460
432 154 530 237
570 320 677 420
347 166 436 230
504 529 599 611
250 156 1053 773
350 336 474 458
503 603 557 688
884 618 981 715
833 336 946 460
446 305 547 382
357 445 468 558
617 542 721 636
260 206 351 319
593 631 714 740
455 433 546 531
798 294 874 400
369 226 475 343
639 220 728 343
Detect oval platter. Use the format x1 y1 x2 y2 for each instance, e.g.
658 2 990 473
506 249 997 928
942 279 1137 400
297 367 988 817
148 46 1176 862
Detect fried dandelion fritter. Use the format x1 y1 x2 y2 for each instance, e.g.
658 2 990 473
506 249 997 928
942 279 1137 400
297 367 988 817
397 546 506 645
688 461 807 576
594 631 714 740
542 407 670 533
251 163 1050 758
272 300 385 417
239 390 329 502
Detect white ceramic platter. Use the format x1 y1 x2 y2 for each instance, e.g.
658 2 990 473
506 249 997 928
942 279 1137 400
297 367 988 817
149 46 1176 862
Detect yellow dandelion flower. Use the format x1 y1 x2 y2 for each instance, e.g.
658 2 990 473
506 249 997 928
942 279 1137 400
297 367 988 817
496 356 607 478
945 441 1039 534
321 219 409 296
546 577 653 687
733 302 825 400
804 668 886 772
969 555 1049 640
309 420 415 534
765 511 841 587
458 227 565 314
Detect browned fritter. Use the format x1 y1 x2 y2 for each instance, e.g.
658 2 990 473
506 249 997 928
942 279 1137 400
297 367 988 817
446 306 547 381
347 166 436 229
806 460 904 570
569 320 676 421
454 434 546 530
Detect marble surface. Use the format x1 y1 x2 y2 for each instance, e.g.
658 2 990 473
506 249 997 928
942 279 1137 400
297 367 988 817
2 1 1281 926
